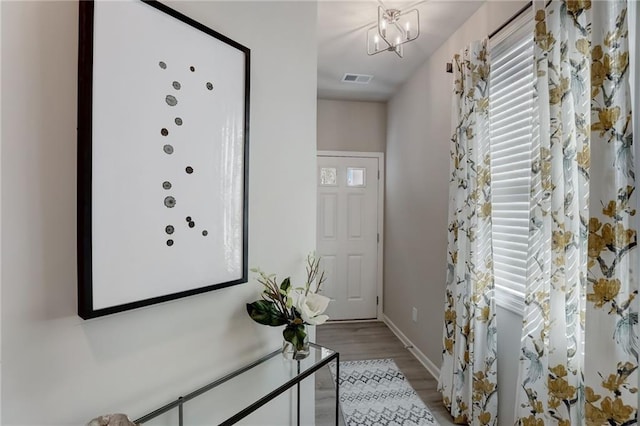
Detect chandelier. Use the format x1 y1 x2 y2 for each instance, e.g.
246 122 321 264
366 6 419 58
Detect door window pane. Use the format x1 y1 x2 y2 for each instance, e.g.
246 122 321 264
347 168 365 187
320 167 337 186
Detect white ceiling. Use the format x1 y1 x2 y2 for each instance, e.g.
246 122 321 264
317 0 484 101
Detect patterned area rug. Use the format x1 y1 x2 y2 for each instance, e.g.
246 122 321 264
329 358 440 426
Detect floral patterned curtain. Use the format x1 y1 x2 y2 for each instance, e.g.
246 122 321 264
438 39 498 426
515 1 637 425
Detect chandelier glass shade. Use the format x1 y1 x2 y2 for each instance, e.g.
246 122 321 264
367 6 419 58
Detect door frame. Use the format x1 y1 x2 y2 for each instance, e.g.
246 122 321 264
317 150 384 320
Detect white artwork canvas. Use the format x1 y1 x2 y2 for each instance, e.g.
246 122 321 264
77 0 249 318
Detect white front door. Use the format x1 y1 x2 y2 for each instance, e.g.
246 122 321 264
317 155 379 320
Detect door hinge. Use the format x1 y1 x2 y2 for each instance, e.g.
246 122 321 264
376 296 379 305
378 170 380 179
377 233 380 243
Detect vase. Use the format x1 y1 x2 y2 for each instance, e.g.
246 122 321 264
282 331 310 360
282 323 310 360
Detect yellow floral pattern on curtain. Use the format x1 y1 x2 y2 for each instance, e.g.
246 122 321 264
586 0 637 424
515 1 636 425
438 39 498 426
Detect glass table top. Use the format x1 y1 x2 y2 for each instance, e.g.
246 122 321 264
137 343 338 426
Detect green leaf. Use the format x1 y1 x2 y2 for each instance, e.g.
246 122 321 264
283 324 307 350
246 301 287 327
280 277 291 293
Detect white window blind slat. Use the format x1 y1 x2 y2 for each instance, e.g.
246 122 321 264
492 177 530 189
491 220 528 229
491 108 532 128
492 226 529 234
491 127 533 145
493 195 530 204
491 116 533 135
490 142 530 159
490 89 535 118
492 160 531 174
491 35 532 64
492 211 528 220
489 8 535 315
491 64 533 95
495 270 528 286
491 167 530 179
493 153 530 168
493 252 527 265
493 175 528 189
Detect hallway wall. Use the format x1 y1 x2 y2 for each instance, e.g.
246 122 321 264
384 2 526 424
317 99 387 153
1 1 317 424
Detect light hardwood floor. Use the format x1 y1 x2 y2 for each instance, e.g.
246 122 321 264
314 321 454 426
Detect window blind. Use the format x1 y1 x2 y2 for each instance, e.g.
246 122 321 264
489 10 534 315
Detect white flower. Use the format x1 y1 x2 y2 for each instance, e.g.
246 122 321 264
292 291 330 325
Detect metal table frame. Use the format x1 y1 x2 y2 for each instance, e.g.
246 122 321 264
134 342 339 426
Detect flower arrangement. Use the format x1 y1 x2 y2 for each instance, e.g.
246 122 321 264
246 254 329 355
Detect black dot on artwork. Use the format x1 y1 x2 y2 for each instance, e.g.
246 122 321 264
163 144 174 154
190 66 195 72
188 221 195 228
175 117 183 126
186 216 192 222
165 95 178 106
172 81 181 90
161 128 169 136
159 61 167 69
164 196 176 208
206 82 213 90
162 181 172 190
167 239 174 246
186 166 194 174
165 225 174 235
202 230 208 236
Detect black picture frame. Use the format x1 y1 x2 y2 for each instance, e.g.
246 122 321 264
77 0 250 319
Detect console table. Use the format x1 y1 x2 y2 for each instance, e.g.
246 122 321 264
134 343 339 425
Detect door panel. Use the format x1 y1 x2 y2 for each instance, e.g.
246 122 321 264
317 156 378 320
347 255 363 300
321 255 338 302
347 194 363 239
319 194 337 239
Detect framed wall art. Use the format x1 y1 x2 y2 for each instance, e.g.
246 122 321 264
77 0 250 319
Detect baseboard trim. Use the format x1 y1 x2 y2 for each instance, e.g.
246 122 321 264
327 319 381 324
382 314 441 380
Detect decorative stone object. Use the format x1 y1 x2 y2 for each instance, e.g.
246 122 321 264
86 413 137 426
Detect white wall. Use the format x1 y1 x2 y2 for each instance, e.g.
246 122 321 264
384 2 526 425
317 99 386 152
1 1 317 424
0 0 3 420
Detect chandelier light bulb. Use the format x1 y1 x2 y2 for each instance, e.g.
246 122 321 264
367 6 419 58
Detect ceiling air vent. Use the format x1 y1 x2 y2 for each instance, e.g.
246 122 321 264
341 73 373 84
